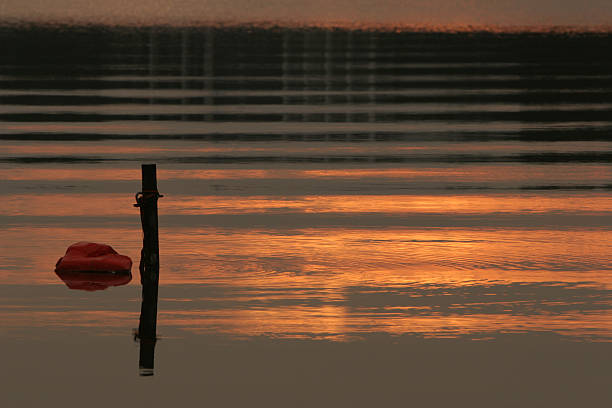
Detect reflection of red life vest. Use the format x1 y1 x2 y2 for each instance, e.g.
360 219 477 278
56 270 132 291
55 242 132 272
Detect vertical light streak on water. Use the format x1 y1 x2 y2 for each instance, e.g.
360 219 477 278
204 27 214 122
181 29 188 122
148 28 155 122
324 30 332 124
282 31 290 123
368 33 376 139
346 30 354 124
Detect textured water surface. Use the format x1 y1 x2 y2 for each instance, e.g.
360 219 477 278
1 26 611 406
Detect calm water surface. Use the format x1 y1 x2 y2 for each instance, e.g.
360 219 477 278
1 26 611 406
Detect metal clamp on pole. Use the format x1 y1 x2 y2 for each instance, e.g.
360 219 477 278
134 190 164 208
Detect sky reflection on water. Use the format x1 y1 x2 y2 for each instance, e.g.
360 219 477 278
1 24 611 405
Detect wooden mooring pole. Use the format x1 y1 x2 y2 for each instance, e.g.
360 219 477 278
135 164 162 376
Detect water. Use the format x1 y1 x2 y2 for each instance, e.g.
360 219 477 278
1 26 611 406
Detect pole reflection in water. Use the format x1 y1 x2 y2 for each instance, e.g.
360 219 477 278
136 262 159 376
134 164 162 376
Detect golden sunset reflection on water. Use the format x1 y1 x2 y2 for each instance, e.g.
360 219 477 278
2 295 611 340
0 164 610 182
2 192 611 217
157 309 612 340
3 226 611 285
2 222 611 340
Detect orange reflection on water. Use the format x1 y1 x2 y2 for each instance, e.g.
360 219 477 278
6 306 608 341
2 193 611 217
0 168 452 181
177 194 609 215
2 224 611 340
156 227 612 287
1 164 609 183
2 226 611 287
2 306 610 341
159 308 612 341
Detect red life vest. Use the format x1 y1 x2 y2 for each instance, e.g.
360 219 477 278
55 242 132 291
55 242 132 273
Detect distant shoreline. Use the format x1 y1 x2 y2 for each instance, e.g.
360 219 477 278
1 20 611 34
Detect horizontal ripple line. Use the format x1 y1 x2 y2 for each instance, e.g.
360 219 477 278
2 103 611 115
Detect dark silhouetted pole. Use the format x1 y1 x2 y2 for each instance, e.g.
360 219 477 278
134 164 162 376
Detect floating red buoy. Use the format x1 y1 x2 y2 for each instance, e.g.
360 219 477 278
55 242 132 291
55 242 132 273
